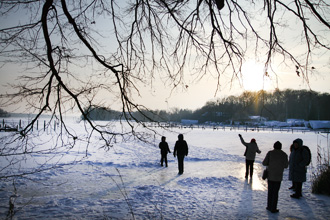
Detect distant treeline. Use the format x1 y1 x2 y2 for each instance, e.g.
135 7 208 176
0 109 10 117
82 89 330 123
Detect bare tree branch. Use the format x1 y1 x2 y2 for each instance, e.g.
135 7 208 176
0 0 329 178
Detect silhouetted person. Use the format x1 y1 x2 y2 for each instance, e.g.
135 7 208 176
288 144 296 190
289 138 309 199
173 134 188 175
263 141 289 213
238 134 261 178
159 136 171 167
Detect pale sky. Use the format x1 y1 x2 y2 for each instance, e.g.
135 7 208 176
135 58 330 111
1 1 330 114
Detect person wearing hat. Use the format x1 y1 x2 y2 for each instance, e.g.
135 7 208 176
289 138 309 199
263 141 289 213
239 134 261 178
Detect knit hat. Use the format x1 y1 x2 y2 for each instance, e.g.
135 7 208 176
293 138 303 147
274 141 282 150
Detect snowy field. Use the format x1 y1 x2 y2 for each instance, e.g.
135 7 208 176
1 119 330 219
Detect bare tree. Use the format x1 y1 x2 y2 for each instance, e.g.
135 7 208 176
0 0 329 178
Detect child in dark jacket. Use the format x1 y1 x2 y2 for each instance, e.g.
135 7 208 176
159 136 171 167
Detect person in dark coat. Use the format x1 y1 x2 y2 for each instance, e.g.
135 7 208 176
239 134 261 178
263 141 289 213
159 136 171 167
288 144 296 190
173 134 188 175
289 138 309 199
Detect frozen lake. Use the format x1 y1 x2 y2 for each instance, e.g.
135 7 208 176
1 119 330 219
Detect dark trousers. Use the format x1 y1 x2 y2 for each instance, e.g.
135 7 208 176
161 154 168 166
177 155 185 174
245 159 254 177
267 180 281 211
293 181 303 196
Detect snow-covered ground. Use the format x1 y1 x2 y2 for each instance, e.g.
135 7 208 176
1 119 330 219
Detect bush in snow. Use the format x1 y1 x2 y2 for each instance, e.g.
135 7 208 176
312 165 330 196
311 140 330 196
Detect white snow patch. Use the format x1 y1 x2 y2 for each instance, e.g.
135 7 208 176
0 120 330 219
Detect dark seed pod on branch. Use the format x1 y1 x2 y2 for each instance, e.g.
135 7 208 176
215 0 225 10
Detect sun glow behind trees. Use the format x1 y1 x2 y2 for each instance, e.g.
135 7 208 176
240 61 274 92
0 0 329 146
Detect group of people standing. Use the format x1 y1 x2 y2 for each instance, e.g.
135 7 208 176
159 134 188 175
239 134 310 214
159 133 310 214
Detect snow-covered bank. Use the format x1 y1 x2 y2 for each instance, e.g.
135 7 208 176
1 121 330 219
